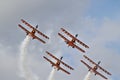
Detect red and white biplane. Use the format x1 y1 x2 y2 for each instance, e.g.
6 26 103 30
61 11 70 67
18 19 49 43
43 51 74 74
58 28 89 53
81 55 112 79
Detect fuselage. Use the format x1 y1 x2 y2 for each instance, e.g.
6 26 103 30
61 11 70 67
92 65 98 71
67 38 76 48
53 57 62 70
67 34 78 47
28 27 37 38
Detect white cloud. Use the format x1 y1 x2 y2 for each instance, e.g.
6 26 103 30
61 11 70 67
0 0 120 80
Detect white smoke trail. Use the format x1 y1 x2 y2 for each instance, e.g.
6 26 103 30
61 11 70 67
84 71 92 80
19 35 39 80
48 68 56 80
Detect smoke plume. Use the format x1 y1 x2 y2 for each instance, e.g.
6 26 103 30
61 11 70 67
84 71 92 80
48 68 56 80
19 35 39 80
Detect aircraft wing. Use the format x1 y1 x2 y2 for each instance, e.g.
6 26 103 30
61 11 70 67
34 35 46 44
73 43 85 53
60 28 75 39
59 66 71 75
97 65 112 75
94 70 108 80
60 28 89 48
43 56 56 67
21 19 34 28
60 61 74 70
83 55 96 64
58 33 69 43
81 60 92 70
83 55 111 75
35 29 49 39
58 33 85 53
18 24 29 35
75 39 89 48
46 51 59 61
21 19 49 39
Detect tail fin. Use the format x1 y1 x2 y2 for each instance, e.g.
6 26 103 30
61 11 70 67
75 34 78 37
36 25 38 28
60 56 63 60
98 61 101 65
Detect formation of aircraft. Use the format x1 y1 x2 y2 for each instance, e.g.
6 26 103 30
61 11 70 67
81 55 112 79
58 28 89 53
43 51 74 75
18 20 112 79
18 19 49 44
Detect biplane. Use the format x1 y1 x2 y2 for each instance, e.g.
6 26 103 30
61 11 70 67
58 28 89 53
18 19 49 43
43 51 74 74
81 55 112 79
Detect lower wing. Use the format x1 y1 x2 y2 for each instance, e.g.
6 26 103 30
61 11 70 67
94 70 108 79
58 33 69 43
18 24 29 35
59 66 70 75
43 56 55 67
81 60 91 69
74 44 85 53
34 35 45 44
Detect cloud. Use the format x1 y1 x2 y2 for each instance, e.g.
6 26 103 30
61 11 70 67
0 43 21 80
0 0 120 80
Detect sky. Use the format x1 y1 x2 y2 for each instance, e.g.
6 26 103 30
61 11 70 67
0 0 120 80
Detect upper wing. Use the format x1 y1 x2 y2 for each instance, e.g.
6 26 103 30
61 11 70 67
34 35 46 44
59 66 70 75
81 60 92 70
21 19 49 39
75 39 89 48
18 24 29 35
58 33 85 53
83 55 96 64
35 29 49 39
97 65 112 75
46 51 59 60
60 60 74 70
43 56 55 66
21 19 34 28
60 28 89 48
94 70 108 79
83 55 111 75
60 28 75 39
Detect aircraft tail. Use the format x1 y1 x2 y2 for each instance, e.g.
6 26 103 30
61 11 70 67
98 61 101 65
36 25 38 28
75 34 78 37
60 56 63 60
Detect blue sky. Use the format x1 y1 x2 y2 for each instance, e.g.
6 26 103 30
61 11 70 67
0 0 120 80
85 0 120 20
